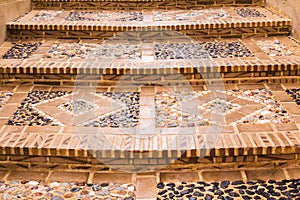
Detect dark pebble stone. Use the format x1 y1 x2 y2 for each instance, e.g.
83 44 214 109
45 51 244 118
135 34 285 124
224 196 234 200
276 186 287 191
158 190 167 195
157 182 165 189
166 183 175 187
124 198 134 200
205 194 213 200
236 185 247 189
271 191 281 196
177 185 184 190
70 187 81 192
262 192 270 198
225 189 233 193
92 185 101 191
245 190 255 195
239 189 245 194
221 180 230 189
229 191 240 197
256 188 265 195
267 197 276 200
215 190 224 195
268 180 276 184
248 185 258 190
180 189 191 195
288 183 297 188
169 193 175 198
254 196 262 200
100 183 109 187
189 197 197 200
242 196 251 200
193 191 204 197
232 180 244 185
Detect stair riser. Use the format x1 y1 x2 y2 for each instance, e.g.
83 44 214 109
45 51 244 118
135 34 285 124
32 0 265 10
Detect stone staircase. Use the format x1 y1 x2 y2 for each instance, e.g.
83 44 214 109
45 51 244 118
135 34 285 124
0 0 300 199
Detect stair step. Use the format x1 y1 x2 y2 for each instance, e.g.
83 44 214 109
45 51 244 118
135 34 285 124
7 7 291 40
0 36 299 82
31 0 265 10
0 83 299 160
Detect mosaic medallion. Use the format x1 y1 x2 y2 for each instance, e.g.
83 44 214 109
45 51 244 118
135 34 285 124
286 88 300 105
32 10 62 21
154 42 252 59
258 40 293 56
0 92 13 109
46 43 141 59
154 9 229 21
200 99 241 114
65 11 143 22
235 8 266 17
2 42 42 59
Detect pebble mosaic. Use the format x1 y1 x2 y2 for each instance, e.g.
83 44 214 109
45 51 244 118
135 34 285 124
45 43 141 59
234 8 266 18
32 10 62 21
286 89 300 105
229 89 292 124
0 92 13 109
155 89 292 128
153 9 229 21
65 11 143 22
157 179 300 200
82 92 140 128
58 99 95 115
154 42 252 59
258 40 293 56
7 91 70 126
0 181 135 200
2 42 42 59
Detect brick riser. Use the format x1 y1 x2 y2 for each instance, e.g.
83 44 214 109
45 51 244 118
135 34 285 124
32 0 265 10
7 25 291 40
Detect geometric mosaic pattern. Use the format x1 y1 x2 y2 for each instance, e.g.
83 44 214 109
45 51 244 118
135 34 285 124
32 10 62 21
234 8 266 17
154 9 229 21
286 88 300 105
7 91 140 128
46 43 141 59
7 91 70 126
257 40 293 57
154 42 253 59
228 89 292 124
2 42 42 59
81 92 140 128
155 89 292 128
65 11 143 22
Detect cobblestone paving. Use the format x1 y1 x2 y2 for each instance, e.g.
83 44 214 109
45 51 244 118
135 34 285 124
157 179 300 200
0 92 13 109
0 181 135 200
46 43 141 59
8 91 70 126
234 8 266 17
258 40 293 56
154 42 252 59
286 89 300 105
153 9 229 21
65 11 143 22
2 42 42 59
32 10 62 21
